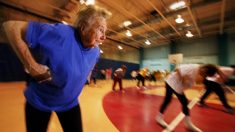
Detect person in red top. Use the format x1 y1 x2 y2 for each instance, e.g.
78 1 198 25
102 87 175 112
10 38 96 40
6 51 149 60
112 65 127 91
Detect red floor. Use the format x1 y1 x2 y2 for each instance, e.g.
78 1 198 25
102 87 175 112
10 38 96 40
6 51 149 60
103 86 235 132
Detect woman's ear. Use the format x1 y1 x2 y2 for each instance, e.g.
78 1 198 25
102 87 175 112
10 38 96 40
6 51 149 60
80 22 87 33
80 24 85 32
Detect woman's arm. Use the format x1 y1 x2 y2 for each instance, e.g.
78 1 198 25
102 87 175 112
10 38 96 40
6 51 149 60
3 20 51 82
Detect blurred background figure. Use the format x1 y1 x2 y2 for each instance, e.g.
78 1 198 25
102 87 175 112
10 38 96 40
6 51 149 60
90 65 98 87
112 65 127 92
131 70 137 81
136 68 148 89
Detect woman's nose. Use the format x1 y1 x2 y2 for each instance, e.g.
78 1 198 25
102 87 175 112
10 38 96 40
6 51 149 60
100 35 106 41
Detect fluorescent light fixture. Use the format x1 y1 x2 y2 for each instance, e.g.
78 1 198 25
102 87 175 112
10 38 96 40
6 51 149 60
80 0 85 4
125 30 132 37
169 1 186 10
186 31 194 37
185 23 191 27
175 15 184 24
80 0 95 5
123 21 132 27
118 45 123 50
100 49 103 53
145 40 151 45
61 21 68 25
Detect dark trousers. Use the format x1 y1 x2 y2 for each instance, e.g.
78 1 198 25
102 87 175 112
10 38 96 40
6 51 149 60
91 77 96 84
25 102 83 132
136 74 145 86
112 76 122 90
200 79 232 109
159 82 189 115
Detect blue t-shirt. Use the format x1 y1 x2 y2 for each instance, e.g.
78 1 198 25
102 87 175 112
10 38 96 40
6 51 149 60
25 22 100 112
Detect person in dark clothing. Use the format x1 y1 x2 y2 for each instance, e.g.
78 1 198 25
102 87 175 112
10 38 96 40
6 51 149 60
156 64 220 132
198 66 235 114
136 68 148 88
90 65 98 85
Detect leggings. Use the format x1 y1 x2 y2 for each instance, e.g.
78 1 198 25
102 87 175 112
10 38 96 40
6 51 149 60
25 102 83 132
200 79 232 109
136 74 145 87
159 82 189 115
112 76 123 90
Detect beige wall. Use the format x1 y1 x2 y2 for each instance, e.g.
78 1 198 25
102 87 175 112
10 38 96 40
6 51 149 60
101 49 139 64
100 41 140 64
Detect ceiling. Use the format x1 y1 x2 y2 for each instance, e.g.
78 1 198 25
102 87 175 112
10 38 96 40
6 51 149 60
1 0 235 50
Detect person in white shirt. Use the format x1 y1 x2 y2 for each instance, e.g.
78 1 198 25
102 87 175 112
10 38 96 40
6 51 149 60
130 70 137 80
198 66 235 114
112 65 127 91
156 64 218 132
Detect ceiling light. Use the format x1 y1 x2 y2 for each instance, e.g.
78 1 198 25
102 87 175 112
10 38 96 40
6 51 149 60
61 21 68 25
118 45 123 50
145 40 151 45
80 0 95 5
100 49 103 53
125 30 132 37
175 15 184 24
169 1 186 10
186 23 191 27
123 21 132 27
186 31 194 37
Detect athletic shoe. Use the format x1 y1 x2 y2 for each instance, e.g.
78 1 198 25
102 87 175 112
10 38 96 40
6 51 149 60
120 90 125 93
156 113 168 128
142 86 147 89
185 117 202 132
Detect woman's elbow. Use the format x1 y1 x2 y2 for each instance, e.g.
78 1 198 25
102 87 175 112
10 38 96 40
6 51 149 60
2 21 15 29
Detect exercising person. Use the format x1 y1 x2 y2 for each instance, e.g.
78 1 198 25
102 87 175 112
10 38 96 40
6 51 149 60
3 5 111 132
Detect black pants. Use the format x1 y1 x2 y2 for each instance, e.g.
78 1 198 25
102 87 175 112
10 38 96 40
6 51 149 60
25 102 83 132
159 82 189 115
200 79 232 109
136 74 145 87
92 77 96 84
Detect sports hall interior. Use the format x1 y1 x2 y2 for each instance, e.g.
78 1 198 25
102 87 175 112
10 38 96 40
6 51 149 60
0 0 235 132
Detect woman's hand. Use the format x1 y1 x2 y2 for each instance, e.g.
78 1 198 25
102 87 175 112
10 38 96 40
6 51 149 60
26 64 52 83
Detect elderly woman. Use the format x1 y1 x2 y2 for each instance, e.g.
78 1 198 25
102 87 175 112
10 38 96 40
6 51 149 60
3 5 111 132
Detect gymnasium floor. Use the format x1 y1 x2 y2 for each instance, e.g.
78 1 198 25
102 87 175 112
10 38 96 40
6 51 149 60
0 80 235 132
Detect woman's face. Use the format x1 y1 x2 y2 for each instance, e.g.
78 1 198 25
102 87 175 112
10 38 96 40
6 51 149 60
81 16 107 48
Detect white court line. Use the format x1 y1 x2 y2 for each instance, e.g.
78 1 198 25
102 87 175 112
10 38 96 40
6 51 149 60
162 90 205 132
224 85 235 95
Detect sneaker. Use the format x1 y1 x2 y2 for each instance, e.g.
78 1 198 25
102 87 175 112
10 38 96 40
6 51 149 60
162 127 173 132
185 117 202 132
225 108 235 115
142 86 147 89
156 114 168 128
120 90 125 93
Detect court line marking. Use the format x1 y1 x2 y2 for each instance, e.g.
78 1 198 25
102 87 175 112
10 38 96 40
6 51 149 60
162 90 205 132
224 85 235 95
